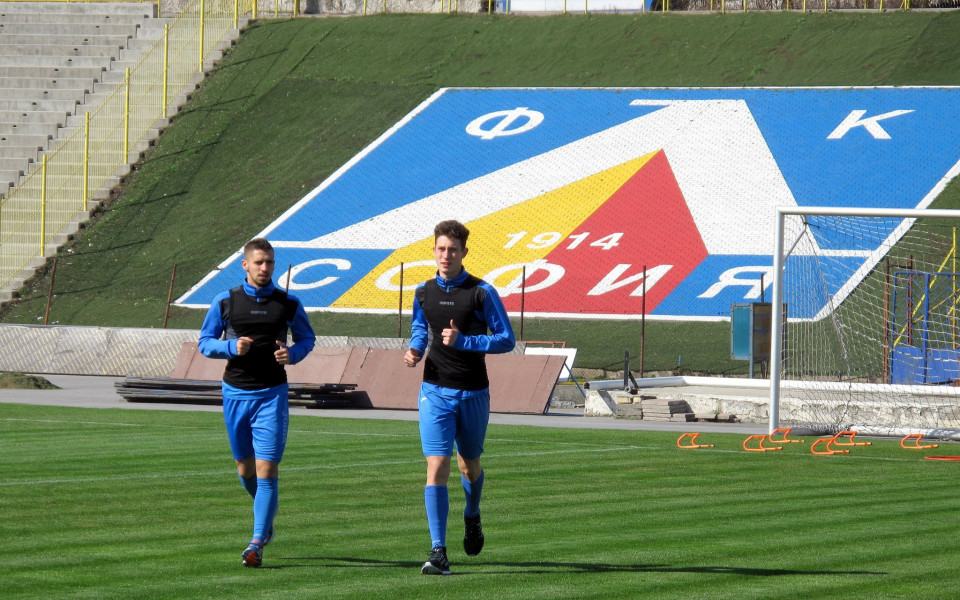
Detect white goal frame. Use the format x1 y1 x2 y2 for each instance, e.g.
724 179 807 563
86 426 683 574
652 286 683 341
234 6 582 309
769 206 960 437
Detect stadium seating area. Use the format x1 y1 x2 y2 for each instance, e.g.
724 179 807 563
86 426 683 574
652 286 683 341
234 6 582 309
0 1 165 198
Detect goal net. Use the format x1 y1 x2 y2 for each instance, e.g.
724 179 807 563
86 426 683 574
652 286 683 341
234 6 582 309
770 207 960 438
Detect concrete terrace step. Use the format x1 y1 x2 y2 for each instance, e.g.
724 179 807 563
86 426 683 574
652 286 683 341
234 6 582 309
3 77 95 92
0 23 144 37
0 122 61 137
0 1 157 15
0 98 79 112
0 187 93 207
0 132 53 148
0 13 152 24
0 157 34 172
0 44 124 58
0 55 116 68
0 145 41 161
137 19 175 35
0 65 106 80
0 167 23 182
0 88 87 102
0 110 68 126
8 167 121 184
0 34 133 47
125 37 163 52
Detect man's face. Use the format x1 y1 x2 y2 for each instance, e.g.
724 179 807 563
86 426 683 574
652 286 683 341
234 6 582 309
433 234 466 280
242 248 275 288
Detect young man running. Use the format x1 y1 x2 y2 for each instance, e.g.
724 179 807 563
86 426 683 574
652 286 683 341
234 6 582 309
199 238 316 568
403 220 516 575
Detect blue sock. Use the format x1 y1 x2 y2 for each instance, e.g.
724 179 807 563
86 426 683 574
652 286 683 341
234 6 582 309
424 485 448 549
462 471 484 518
239 473 257 500
252 477 278 543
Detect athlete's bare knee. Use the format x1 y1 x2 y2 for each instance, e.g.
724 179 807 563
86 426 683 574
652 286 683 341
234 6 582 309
457 455 482 481
236 457 256 479
426 455 451 486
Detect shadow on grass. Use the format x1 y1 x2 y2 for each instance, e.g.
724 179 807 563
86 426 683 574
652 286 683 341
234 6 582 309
278 556 887 577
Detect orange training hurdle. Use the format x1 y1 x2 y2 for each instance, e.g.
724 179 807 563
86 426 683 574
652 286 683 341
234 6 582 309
677 432 714 449
901 434 939 450
810 437 849 455
743 435 781 452
768 427 805 445
831 430 871 447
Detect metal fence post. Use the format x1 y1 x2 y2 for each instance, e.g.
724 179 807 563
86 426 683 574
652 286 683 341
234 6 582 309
124 68 131 164
40 155 47 255
162 23 169 117
200 0 206 71
83 112 90 211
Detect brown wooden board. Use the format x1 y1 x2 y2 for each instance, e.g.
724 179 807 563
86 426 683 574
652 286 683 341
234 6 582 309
168 342 361 385
164 344 563 414
488 353 566 415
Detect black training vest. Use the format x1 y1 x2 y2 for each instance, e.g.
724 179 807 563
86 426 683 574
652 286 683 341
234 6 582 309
221 286 297 390
416 275 490 391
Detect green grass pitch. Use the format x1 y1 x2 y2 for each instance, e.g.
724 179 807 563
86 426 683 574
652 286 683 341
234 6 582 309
3 403 960 599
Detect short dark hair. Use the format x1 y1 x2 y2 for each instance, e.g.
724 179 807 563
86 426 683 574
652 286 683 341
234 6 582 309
434 220 469 248
243 237 274 256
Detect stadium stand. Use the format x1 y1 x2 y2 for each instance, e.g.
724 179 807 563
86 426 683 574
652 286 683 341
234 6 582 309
0 2 162 197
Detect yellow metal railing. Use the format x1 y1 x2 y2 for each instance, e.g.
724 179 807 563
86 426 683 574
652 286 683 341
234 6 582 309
0 0 252 290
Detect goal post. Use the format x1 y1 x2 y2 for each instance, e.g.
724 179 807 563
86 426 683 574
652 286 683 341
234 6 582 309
770 206 960 438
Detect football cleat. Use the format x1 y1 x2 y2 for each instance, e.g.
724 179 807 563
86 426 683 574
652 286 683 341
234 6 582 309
421 546 451 575
242 540 263 568
463 514 484 556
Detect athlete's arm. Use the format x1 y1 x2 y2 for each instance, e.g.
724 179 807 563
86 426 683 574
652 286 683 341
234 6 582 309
453 283 516 354
284 297 316 365
198 293 240 359
408 291 429 357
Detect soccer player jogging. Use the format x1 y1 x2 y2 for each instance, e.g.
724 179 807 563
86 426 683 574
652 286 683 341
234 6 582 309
404 220 516 575
199 238 316 568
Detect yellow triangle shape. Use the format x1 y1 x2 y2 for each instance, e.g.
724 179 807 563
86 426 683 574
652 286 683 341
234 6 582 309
332 151 659 309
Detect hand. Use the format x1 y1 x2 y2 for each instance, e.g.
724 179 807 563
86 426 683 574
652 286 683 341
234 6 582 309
404 348 421 367
441 319 459 347
274 340 290 365
235 336 254 356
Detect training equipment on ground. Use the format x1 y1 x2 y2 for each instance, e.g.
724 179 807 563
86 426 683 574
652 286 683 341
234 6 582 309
676 432 714 449
900 434 939 449
769 207 960 439
742 434 781 452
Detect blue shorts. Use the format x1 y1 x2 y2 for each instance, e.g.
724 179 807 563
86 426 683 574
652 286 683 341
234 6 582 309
417 382 490 459
222 382 289 463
